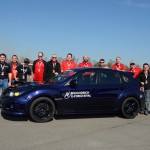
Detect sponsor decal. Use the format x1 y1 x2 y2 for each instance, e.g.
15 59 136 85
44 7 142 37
64 91 91 99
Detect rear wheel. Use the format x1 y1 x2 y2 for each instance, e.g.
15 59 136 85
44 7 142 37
29 97 55 122
121 97 140 119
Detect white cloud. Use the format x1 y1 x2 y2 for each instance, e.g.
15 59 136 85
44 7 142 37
119 0 150 8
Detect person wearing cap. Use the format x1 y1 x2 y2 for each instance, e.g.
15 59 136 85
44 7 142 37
0 53 12 93
46 54 61 81
99 59 108 68
14 58 32 83
128 61 142 78
9 55 21 84
61 53 76 72
112 56 125 71
78 55 93 68
137 63 150 115
32 52 47 84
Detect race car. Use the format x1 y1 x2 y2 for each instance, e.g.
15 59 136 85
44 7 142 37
0 68 145 122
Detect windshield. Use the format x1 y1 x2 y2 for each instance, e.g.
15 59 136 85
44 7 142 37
53 70 77 83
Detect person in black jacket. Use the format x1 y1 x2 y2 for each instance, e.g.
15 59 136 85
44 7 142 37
14 58 32 83
0 53 11 92
46 54 61 82
137 63 150 115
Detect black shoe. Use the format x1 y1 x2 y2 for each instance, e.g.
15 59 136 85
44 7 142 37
139 111 144 114
144 111 149 115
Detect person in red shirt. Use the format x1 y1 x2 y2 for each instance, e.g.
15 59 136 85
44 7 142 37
32 52 47 84
128 61 142 78
61 53 76 72
112 56 125 71
99 59 108 68
78 55 93 68
10 55 21 84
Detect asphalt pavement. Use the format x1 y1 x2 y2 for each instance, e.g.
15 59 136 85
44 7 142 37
0 113 150 150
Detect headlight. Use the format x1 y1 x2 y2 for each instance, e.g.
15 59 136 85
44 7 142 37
9 92 22 97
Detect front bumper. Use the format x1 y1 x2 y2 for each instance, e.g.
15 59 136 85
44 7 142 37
0 96 29 115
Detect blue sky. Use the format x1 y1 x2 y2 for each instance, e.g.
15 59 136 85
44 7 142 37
0 0 150 67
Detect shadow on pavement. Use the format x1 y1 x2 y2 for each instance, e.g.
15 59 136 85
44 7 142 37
1 112 122 122
54 113 119 120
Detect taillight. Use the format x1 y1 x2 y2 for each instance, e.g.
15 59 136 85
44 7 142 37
140 87 144 92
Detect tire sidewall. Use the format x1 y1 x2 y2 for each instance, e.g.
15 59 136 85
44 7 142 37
29 97 55 123
121 97 139 119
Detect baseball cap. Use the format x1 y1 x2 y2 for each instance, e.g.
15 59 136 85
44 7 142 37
24 58 30 63
130 60 135 65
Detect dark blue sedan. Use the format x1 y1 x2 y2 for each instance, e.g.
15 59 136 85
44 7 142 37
0 68 145 122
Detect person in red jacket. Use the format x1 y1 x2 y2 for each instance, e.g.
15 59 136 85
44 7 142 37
9 55 21 84
32 52 47 84
61 53 76 72
128 61 142 78
112 56 125 71
78 55 93 68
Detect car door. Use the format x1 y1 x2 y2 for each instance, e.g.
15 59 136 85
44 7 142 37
61 69 99 114
94 69 123 111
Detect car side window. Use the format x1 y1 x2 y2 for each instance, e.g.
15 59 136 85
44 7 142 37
76 70 97 85
121 75 129 83
100 70 121 85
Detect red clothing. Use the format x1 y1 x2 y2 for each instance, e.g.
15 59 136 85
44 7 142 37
61 60 76 72
11 63 18 79
128 67 142 78
112 63 125 71
33 60 45 81
78 62 93 68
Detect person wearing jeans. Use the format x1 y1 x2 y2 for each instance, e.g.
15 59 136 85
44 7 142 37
137 63 150 115
0 53 11 94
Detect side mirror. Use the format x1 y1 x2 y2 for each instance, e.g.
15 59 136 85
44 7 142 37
70 80 78 86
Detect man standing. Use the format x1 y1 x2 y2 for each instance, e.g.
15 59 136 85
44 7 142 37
137 63 150 115
32 52 47 84
61 53 76 72
14 58 32 83
0 53 11 92
10 55 21 84
128 61 142 78
112 56 125 71
99 59 108 68
78 55 93 68
46 54 61 81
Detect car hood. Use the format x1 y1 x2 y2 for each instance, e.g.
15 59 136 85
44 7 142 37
2 82 60 95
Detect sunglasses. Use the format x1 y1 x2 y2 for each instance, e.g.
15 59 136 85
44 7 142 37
100 62 104 63
130 63 135 65
52 57 57 58
38 56 43 57
24 61 29 64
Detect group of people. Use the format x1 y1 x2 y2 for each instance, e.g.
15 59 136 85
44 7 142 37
0 52 149 115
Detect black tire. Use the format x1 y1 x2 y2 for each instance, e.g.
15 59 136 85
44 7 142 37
29 97 55 123
121 97 140 119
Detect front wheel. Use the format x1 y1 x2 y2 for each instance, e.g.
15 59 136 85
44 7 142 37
29 97 55 123
121 97 140 119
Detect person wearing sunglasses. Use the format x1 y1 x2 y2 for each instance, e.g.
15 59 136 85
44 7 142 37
99 59 108 68
14 58 32 83
32 52 47 84
46 54 61 81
